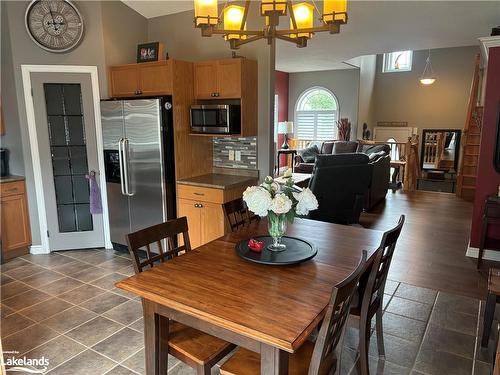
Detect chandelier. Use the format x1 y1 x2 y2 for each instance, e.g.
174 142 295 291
193 0 348 49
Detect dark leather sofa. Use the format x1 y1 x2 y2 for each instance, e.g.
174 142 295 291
295 141 391 212
308 153 372 225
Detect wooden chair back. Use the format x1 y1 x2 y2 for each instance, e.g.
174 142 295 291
223 198 258 232
361 215 405 316
126 217 191 274
308 250 367 375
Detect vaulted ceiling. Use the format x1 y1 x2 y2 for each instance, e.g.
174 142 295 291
122 1 500 72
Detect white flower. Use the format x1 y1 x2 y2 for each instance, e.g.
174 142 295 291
293 188 319 216
283 168 293 178
243 186 272 217
270 193 293 215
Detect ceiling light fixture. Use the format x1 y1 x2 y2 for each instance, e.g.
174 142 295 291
420 49 437 85
193 0 348 49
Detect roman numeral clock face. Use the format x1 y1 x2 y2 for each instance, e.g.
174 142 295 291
25 0 84 53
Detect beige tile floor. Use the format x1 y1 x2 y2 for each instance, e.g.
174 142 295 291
0 248 494 374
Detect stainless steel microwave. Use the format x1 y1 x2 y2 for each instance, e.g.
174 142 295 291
190 104 241 134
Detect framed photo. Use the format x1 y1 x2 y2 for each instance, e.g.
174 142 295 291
137 42 164 63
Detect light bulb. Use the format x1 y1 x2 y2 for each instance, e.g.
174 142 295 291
227 7 243 23
294 4 310 22
420 78 436 85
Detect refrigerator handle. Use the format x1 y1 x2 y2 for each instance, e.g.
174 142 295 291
118 138 126 196
122 138 134 197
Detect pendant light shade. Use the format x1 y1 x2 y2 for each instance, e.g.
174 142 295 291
223 5 246 40
290 2 314 39
194 0 218 26
420 50 437 85
323 0 347 23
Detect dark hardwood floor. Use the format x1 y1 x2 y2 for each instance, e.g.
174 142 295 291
360 189 491 300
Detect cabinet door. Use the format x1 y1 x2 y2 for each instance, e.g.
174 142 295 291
194 62 218 99
1 194 31 252
109 65 139 97
217 59 242 99
178 198 202 249
200 202 225 245
138 62 172 96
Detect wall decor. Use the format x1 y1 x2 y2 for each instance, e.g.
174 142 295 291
25 0 84 53
136 42 164 63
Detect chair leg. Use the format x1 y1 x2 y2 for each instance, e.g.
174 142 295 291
196 364 211 375
375 307 385 358
478 216 488 270
358 319 370 375
482 293 496 347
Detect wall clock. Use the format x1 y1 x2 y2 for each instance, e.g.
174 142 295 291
25 0 84 53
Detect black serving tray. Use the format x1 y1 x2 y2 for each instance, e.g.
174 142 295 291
235 236 317 265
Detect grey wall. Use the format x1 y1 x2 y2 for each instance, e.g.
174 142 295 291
355 55 377 139
0 0 147 246
147 7 272 178
372 46 479 135
288 68 360 140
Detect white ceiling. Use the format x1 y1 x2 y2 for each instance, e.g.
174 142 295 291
122 1 500 72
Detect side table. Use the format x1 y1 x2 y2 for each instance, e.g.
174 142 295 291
275 149 297 175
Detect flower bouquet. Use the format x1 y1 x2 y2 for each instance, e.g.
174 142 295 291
243 170 318 251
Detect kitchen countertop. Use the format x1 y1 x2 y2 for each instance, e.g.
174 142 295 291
0 175 25 183
177 173 257 190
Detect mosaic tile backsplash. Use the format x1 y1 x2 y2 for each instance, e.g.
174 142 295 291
213 137 257 169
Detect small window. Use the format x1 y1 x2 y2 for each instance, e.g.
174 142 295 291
294 87 339 140
383 51 413 73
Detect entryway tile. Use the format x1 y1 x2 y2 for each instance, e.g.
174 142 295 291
121 349 145 374
91 273 128 290
91 328 144 362
48 349 117 375
58 284 105 304
385 296 432 322
43 277 84 296
22 253 74 268
380 312 427 343
3 263 46 279
19 297 72 322
414 347 472 375
434 292 479 317
103 300 143 325
99 257 132 271
79 291 129 314
429 304 478 336
66 316 124 347
71 266 110 283
105 365 138 375
128 317 144 333
24 335 86 371
21 270 65 287
368 332 420 368
1 281 33 300
394 283 437 304
383 280 400 295
2 289 52 311
1 313 36 338
53 260 94 277
420 323 476 359
2 323 58 355
42 306 97 334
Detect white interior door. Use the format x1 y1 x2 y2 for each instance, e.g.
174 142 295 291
31 72 104 251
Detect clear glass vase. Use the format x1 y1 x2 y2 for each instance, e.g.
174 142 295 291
267 214 287 251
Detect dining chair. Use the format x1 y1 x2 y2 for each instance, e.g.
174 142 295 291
351 215 405 375
223 198 258 232
220 250 367 375
126 217 236 375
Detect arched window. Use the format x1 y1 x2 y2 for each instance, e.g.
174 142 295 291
294 87 339 140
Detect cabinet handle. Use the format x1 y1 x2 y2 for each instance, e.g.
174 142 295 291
4 188 18 192
193 192 205 196
198 203 204 208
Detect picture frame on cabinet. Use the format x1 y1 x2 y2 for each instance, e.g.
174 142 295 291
137 42 165 63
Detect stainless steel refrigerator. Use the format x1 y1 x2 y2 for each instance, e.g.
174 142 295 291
101 98 175 250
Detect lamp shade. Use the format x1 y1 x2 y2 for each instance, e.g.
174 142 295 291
278 121 293 134
290 3 314 39
261 0 287 15
419 51 437 86
224 5 246 40
194 0 218 26
323 0 347 23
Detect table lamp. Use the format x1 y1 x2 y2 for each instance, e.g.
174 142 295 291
278 121 294 149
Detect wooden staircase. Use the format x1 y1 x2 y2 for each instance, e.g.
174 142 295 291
456 54 484 201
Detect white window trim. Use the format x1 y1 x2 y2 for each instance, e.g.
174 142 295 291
382 51 413 73
294 86 339 141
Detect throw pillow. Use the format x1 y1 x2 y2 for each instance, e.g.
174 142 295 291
299 145 319 163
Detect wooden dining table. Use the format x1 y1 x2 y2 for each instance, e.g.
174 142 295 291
116 218 383 375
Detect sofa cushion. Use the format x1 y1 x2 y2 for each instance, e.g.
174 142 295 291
298 144 319 163
332 141 359 154
358 144 391 155
368 151 387 162
315 153 370 168
321 141 335 155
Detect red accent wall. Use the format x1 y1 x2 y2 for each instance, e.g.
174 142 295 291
275 71 290 167
470 46 500 248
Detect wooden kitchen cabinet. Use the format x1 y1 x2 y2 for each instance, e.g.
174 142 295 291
194 58 249 99
176 183 250 248
108 60 173 98
1 179 31 261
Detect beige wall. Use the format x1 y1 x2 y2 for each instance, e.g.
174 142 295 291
287 68 360 140
355 55 377 139
147 7 273 177
372 46 479 136
0 0 147 246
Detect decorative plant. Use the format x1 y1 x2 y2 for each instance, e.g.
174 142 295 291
337 118 351 141
243 170 318 251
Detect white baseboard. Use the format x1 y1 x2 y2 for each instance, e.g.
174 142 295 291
30 245 50 255
466 246 500 262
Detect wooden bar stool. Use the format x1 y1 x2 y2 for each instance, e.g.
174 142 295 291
482 268 500 347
